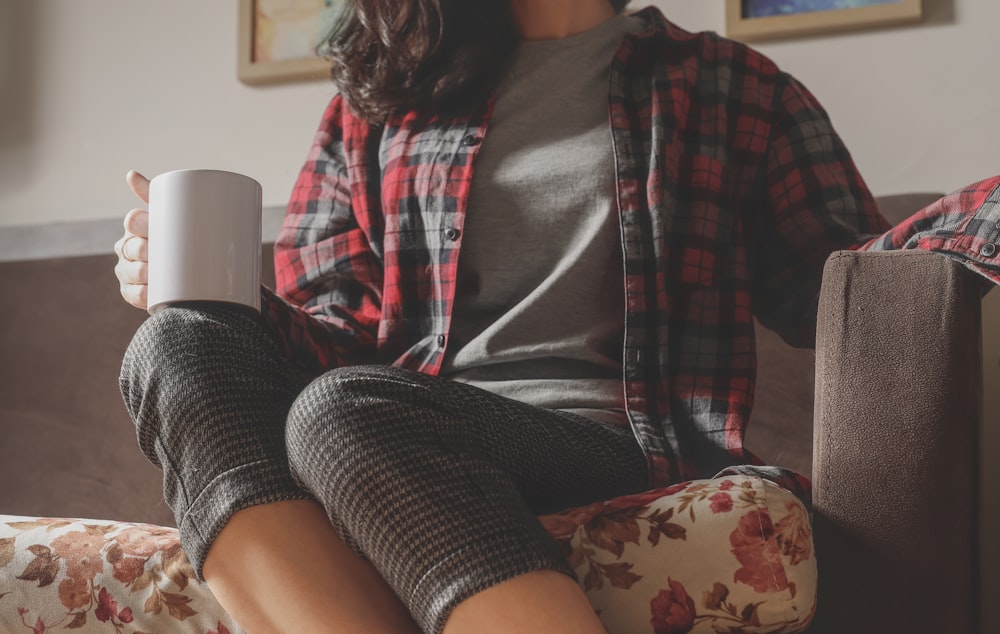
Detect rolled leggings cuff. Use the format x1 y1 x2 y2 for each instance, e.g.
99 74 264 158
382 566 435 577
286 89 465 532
176 459 311 580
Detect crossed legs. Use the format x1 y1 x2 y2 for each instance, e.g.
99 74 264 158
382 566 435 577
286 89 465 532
120 305 648 632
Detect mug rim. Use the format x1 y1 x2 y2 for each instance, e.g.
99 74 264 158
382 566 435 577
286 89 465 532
150 169 261 188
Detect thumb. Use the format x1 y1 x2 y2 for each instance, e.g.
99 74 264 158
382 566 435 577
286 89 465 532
126 170 150 204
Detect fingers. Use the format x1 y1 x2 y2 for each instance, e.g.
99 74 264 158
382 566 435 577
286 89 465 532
127 170 150 204
113 234 126 260
114 231 148 311
123 233 147 261
115 258 147 285
124 207 149 238
119 281 148 311
113 233 148 263
117 170 151 311
115 255 148 311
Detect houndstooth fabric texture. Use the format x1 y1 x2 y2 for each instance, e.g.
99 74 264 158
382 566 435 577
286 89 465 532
121 305 648 633
119 304 315 576
285 364 649 632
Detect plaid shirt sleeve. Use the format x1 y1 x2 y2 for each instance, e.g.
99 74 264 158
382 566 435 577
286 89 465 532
260 96 384 373
861 176 1000 284
751 72 890 347
749 69 1000 348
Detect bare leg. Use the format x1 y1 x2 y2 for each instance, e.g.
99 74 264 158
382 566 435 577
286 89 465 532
203 502 604 634
444 570 606 634
204 503 603 634
202 500 420 634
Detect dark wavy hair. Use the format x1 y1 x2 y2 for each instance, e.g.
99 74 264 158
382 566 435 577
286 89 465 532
323 0 631 123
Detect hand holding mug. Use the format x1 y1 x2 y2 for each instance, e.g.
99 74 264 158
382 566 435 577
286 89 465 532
114 170 152 310
113 169 262 314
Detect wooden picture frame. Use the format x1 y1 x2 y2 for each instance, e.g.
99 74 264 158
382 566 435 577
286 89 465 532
237 0 339 86
725 0 923 43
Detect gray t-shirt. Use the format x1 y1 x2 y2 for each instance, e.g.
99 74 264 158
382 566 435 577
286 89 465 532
441 14 644 426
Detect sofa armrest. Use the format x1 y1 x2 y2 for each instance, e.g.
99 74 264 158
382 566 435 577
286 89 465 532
811 250 981 633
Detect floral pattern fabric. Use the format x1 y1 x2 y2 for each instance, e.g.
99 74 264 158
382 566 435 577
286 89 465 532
0 475 814 633
0 518 239 634
540 476 816 633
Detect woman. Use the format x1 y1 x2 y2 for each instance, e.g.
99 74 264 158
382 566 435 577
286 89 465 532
113 0 999 632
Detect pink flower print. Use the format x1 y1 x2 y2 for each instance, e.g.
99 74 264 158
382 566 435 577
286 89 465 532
709 492 733 513
649 577 696 633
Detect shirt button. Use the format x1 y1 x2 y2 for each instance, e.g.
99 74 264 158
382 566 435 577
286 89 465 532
437 334 446 347
981 243 997 257
461 134 481 147
444 227 461 241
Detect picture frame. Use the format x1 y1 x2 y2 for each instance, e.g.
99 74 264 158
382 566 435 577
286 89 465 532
725 0 923 43
237 0 341 86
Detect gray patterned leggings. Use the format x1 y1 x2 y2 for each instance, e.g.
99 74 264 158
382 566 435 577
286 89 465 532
119 305 649 633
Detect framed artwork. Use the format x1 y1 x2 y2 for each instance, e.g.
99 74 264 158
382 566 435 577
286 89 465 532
725 0 923 42
237 0 344 85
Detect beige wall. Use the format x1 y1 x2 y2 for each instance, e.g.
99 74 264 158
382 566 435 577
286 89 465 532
0 0 998 228
0 0 336 228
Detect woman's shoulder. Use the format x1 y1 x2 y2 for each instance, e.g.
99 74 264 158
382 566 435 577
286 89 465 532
627 6 784 84
318 93 374 131
310 92 389 155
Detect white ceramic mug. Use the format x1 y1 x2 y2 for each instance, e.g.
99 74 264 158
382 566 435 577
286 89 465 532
147 169 262 314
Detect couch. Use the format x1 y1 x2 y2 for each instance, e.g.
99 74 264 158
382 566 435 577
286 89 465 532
0 193 986 632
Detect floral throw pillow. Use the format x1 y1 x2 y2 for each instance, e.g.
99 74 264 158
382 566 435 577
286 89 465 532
1 475 814 633
539 475 816 633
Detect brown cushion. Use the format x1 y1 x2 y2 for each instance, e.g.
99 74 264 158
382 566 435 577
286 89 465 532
0 255 171 525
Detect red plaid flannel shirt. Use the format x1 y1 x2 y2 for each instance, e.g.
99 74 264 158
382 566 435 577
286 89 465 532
263 6 1000 489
